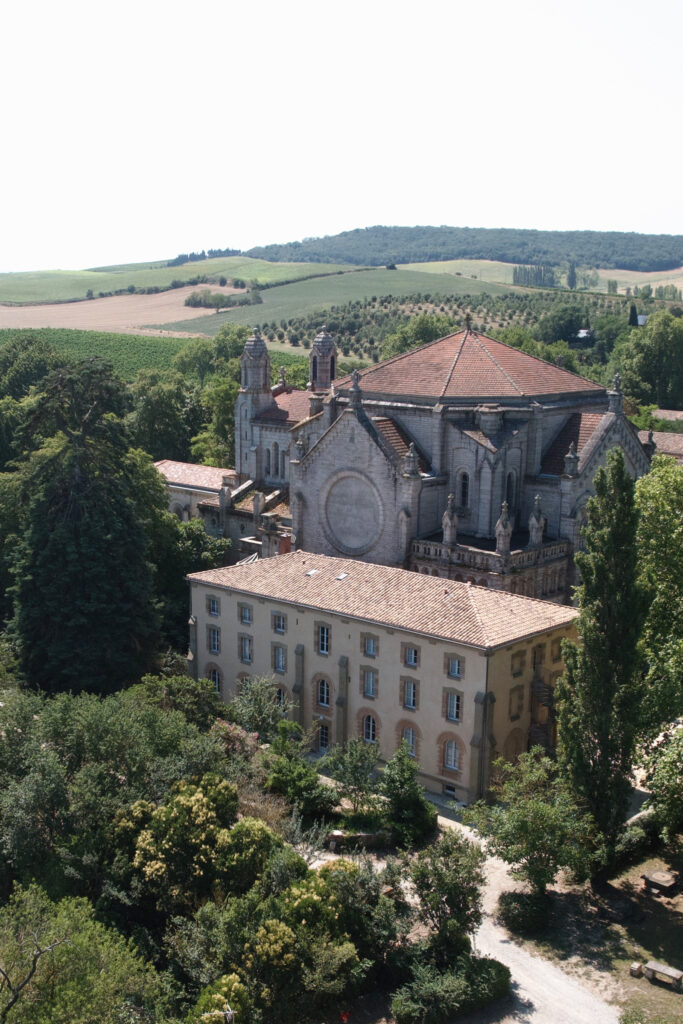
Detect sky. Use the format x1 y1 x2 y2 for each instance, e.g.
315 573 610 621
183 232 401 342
2 0 682 273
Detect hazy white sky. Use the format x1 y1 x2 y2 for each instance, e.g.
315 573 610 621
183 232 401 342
2 0 682 273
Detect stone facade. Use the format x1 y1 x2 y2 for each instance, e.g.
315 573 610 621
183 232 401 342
234 327 652 601
188 551 578 801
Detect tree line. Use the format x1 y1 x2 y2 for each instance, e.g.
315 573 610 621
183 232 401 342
245 225 683 272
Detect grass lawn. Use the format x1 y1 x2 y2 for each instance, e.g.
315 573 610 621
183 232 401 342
0 257 356 305
156 267 509 335
514 847 683 1023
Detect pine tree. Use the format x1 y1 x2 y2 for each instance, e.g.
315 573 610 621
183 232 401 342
555 448 648 861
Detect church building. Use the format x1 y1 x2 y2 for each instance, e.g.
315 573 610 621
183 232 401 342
229 323 652 601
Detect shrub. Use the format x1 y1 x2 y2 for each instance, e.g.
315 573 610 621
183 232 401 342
498 890 551 935
391 957 510 1024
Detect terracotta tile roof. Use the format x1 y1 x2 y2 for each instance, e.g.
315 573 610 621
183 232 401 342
373 418 430 472
254 389 311 426
155 460 236 491
639 430 683 463
189 550 577 651
654 409 683 422
335 330 605 403
540 413 605 475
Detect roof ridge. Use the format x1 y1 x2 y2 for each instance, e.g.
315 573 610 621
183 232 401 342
469 332 523 396
439 332 467 398
335 331 465 386
466 584 490 646
484 333 605 389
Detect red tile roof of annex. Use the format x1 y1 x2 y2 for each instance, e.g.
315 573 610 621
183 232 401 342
253 389 312 425
155 460 236 491
189 550 577 651
335 329 605 402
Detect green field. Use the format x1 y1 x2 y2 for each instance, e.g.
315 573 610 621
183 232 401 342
0 328 188 380
398 258 517 285
156 267 509 335
0 257 357 305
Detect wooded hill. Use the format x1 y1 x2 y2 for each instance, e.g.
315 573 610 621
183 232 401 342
246 225 683 273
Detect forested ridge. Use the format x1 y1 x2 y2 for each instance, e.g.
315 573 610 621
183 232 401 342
245 225 683 272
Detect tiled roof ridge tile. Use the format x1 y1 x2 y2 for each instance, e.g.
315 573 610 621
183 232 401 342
439 332 467 399
469 332 523 396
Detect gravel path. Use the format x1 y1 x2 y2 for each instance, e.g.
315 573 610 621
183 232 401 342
436 816 621 1024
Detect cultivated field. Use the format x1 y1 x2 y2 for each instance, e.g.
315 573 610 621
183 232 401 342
157 267 509 336
594 265 683 294
0 285 229 336
398 258 517 285
0 257 355 304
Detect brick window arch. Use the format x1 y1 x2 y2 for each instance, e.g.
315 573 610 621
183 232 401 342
437 731 465 775
396 718 422 759
356 707 381 746
313 673 333 710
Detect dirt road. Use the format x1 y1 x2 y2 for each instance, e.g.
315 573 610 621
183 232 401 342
441 819 621 1024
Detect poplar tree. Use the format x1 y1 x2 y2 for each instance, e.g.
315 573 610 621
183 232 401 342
555 448 647 861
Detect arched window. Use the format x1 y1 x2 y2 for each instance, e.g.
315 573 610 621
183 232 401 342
311 355 318 383
363 714 377 744
330 355 336 381
444 740 460 771
506 471 515 510
459 472 470 508
273 442 279 477
208 667 222 693
317 678 330 707
280 450 287 477
265 448 271 475
403 726 416 757
276 687 285 707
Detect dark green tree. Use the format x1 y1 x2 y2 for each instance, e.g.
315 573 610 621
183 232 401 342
9 360 162 693
127 369 193 461
628 302 639 327
567 262 577 290
381 741 437 845
555 448 648 861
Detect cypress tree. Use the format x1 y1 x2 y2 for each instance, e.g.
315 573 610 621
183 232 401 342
555 448 648 861
629 302 639 327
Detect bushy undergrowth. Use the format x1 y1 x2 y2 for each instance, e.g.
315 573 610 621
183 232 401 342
391 956 511 1024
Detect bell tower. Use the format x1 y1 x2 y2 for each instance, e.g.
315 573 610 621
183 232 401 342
309 326 337 392
235 329 276 482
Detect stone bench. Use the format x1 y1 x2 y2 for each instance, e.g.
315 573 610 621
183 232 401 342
643 960 682 990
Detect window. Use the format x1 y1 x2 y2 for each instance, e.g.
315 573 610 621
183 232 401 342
532 644 546 671
273 645 286 674
318 723 329 753
207 596 220 617
506 471 516 510
447 691 461 722
239 604 253 626
509 684 524 720
511 650 526 677
363 668 377 699
459 472 470 508
280 451 286 477
208 627 220 654
273 442 279 477
447 656 462 679
238 634 253 664
317 623 330 656
403 679 418 710
208 667 221 692
272 612 287 634
403 726 417 757
444 740 460 771
363 714 377 744
276 687 286 707
402 644 419 668
317 678 330 707
265 448 271 475
362 634 378 657
551 638 562 662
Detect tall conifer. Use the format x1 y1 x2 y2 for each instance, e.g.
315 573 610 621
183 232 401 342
556 449 647 860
